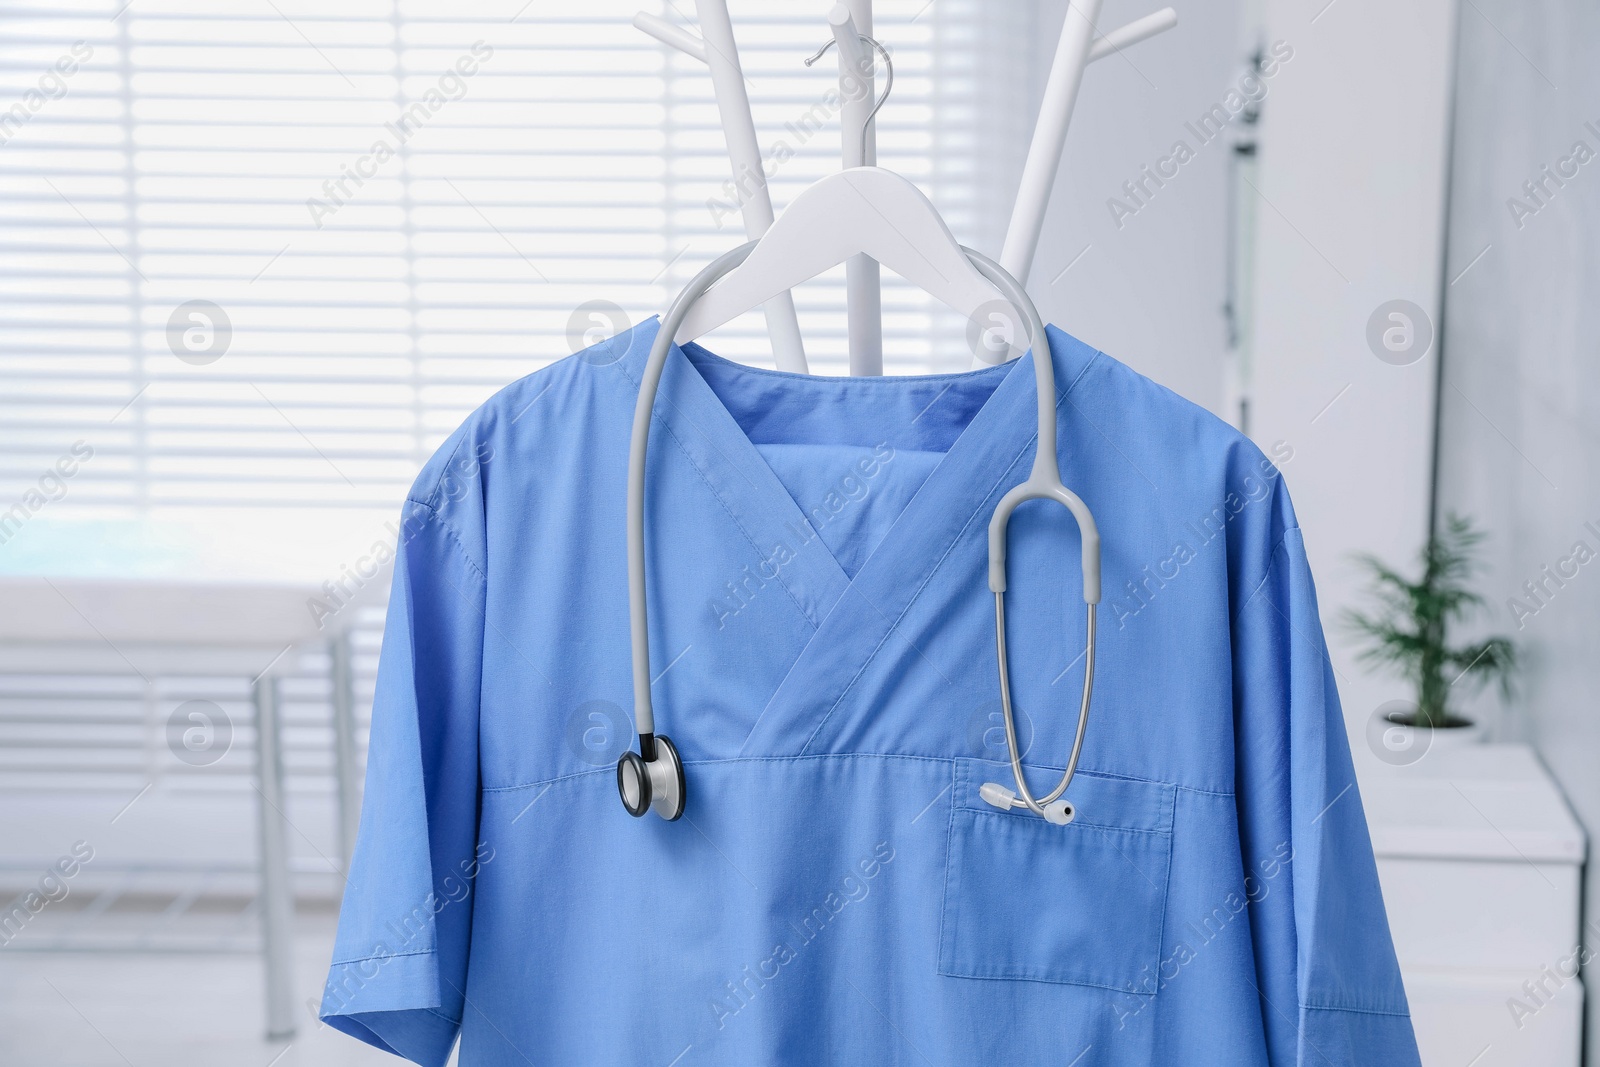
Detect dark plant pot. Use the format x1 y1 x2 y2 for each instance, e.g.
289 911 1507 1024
1385 711 1475 730
1383 711 1485 748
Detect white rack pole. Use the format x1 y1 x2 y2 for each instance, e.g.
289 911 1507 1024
975 3 1176 370
999 0 1106 287
633 12 706 61
830 2 883 375
999 3 1178 290
844 0 874 161
689 0 810 372
1087 7 1176 61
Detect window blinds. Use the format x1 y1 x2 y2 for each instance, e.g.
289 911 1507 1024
0 0 1035 530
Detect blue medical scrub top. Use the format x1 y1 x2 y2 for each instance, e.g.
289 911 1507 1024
321 321 1420 1066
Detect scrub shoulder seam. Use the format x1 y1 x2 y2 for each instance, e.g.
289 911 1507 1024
1232 524 1301 623
401 496 488 589
413 429 476 512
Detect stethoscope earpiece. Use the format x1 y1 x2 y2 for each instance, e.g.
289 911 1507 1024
979 781 1075 825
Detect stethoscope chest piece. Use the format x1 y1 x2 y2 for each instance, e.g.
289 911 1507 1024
617 734 685 821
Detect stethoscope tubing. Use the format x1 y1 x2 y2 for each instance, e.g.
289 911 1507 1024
627 242 758 747
624 241 1100 822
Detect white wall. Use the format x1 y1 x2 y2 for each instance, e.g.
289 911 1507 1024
1432 1 1600 1059
1246 0 1458 736
1021 0 1245 416
1024 0 1461 738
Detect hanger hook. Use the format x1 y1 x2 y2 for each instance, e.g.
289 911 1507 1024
804 34 894 164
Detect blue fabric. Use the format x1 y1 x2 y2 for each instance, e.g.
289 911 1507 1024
322 320 1420 1066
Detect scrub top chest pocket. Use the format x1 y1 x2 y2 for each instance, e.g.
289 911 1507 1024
939 759 1176 993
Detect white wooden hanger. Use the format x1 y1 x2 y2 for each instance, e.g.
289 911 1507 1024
675 166 1020 361
637 0 1178 373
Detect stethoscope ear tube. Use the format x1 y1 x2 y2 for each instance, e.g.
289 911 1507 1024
625 242 759 748
962 249 1100 826
987 483 1100 603
990 594 1096 821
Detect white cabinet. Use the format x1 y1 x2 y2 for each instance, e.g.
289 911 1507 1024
1358 743 1586 1067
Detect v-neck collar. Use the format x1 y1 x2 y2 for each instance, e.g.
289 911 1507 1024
617 318 1098 758
616 323 854 630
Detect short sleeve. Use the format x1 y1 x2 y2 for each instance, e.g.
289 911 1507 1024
319 497 486 1067
1232 526 1421 1066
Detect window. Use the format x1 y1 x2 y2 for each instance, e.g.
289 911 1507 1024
1 0 1034 532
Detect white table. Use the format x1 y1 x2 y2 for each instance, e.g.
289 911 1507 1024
0 516 390 1040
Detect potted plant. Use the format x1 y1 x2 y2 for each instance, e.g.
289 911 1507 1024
1345 514 1516 745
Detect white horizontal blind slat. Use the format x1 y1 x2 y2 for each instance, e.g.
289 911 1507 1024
0 0 1019 523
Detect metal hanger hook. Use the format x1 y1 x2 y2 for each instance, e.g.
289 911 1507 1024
804 33 894 162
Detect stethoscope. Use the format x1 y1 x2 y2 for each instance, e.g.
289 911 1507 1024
616 242 1102 826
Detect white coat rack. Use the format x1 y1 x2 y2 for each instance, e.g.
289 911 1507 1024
1002 0 1179 286
634 0 1177 376
826 2 883 376
635 0 810 373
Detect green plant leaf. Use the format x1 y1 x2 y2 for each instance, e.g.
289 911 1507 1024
1343 513 1517 721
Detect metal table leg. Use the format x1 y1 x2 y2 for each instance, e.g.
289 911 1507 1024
253 674 296 1041
330 631 361 871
